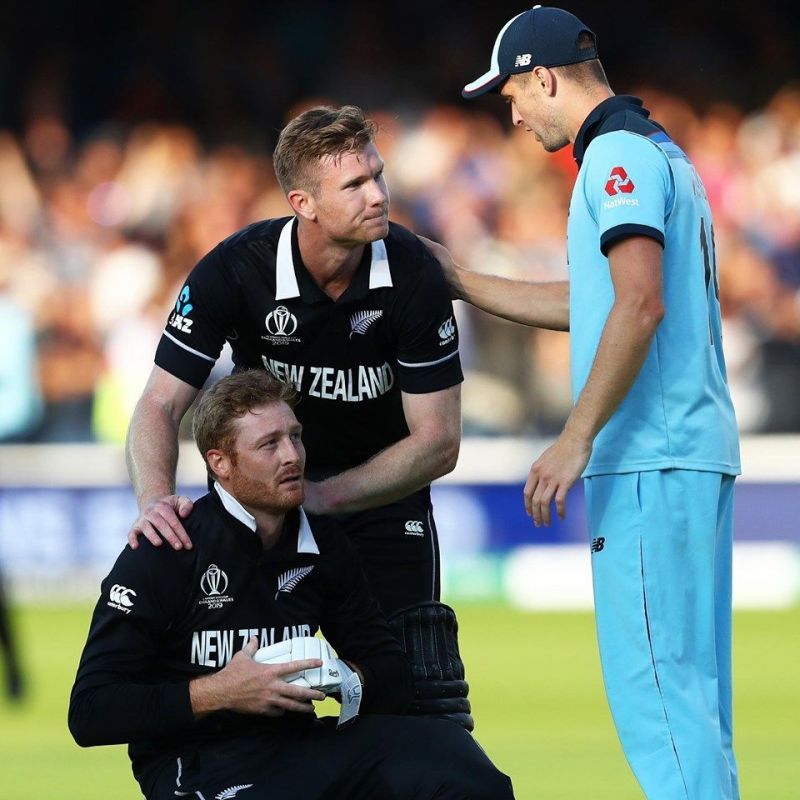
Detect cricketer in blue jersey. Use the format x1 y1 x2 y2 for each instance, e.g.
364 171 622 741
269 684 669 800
425 6 742 800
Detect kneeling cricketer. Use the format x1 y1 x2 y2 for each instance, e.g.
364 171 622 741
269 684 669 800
69 371 513 800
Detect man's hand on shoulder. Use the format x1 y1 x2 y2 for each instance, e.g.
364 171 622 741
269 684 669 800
128 495 195 551
189 637 325 718
416 234 465 301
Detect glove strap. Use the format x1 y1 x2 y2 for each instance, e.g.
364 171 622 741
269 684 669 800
335 660 362 729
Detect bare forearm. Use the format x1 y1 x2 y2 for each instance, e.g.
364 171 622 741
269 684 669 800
126 400 181 509
455 270 570 331
567 301 661 443
315 433 459 514
188 673 223 719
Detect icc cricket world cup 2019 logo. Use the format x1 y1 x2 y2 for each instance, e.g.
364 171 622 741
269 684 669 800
263 306 301 344
266 306 298 336
201 564 228 596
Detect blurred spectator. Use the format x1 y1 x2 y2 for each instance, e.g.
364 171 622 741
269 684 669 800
1 84 800 441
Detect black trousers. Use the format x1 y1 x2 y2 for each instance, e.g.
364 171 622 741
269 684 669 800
310 488 441 617
149 716 513 800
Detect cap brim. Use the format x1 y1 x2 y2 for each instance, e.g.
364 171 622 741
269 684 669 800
462 70 508 99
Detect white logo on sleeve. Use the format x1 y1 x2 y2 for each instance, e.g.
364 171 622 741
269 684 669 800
216 785 254 799
404 520 425 536
515 53 532 67
276 565 315 599
108 584 137 614
438 317 456 345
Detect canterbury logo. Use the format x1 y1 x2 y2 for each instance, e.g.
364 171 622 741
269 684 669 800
349 309 383 338
438 317 455 340
109 584 136 607
216 785 254 799
404 520 424 536
276 566 315 599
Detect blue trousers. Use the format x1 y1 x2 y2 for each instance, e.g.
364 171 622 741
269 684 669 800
584 470 739 800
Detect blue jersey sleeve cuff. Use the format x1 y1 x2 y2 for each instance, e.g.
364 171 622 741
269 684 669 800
600 224 665 257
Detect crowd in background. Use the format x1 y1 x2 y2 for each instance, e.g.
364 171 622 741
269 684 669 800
1 82 800 443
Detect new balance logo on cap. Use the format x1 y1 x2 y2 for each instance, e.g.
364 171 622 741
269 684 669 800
514 54 531 67
405 520 424 536
591 537 605 553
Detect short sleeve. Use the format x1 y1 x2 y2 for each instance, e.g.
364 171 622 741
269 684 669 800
393 253 463 394
583 131 673 257
154 246 241 388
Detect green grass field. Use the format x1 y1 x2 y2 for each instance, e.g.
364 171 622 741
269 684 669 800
1 604 798 799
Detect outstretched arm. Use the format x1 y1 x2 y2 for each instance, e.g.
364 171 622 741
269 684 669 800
125 365 200 549
419 235 570 331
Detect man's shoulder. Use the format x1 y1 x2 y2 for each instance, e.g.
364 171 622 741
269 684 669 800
384 222 445 289
217 216 292 259
385 222 435 272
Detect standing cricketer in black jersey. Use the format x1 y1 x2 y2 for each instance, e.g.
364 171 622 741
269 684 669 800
71 372 513 800
126 106 472 727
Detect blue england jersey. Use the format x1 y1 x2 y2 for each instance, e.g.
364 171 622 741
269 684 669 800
567 96 740 476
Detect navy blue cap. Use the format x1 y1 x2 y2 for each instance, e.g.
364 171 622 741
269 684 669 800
462 6 598 99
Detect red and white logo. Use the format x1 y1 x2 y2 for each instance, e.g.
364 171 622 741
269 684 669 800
604 167 635 196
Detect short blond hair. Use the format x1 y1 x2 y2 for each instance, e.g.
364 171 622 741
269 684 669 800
272 105 377 194
192 371 298 467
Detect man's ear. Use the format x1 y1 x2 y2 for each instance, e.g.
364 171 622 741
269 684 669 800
287 188 316 222
206 449 231 480
532 66 556 96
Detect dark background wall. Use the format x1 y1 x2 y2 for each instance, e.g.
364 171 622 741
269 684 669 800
2 0 797 143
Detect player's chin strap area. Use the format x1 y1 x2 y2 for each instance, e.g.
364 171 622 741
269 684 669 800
387 601 474 732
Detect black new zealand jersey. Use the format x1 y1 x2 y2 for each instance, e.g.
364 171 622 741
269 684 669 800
69 489 411 796
154 218 462 476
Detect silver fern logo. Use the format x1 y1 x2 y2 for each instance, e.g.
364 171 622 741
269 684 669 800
275 565 315 599
349 309 383 338
216 785 254 799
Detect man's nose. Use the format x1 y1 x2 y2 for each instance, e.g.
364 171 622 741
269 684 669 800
368 179 387 206
279 438 301 463
511 106 524 127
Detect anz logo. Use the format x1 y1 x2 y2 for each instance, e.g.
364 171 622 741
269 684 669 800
169 285 194 334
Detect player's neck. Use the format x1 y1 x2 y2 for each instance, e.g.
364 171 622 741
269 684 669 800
248 508 286 550
296 222 364 301
568 87 616 143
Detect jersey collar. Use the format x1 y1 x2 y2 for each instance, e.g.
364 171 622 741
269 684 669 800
213 481 320 554
274 217 393 302
572 95 650 167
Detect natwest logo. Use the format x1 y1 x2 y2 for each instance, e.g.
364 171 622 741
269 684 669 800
604 167 635 196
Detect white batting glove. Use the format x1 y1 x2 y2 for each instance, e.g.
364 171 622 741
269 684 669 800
254 636 362 727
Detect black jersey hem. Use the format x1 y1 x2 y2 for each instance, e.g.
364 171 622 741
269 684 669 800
155 336 215 389
600 224 665 257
